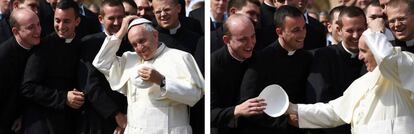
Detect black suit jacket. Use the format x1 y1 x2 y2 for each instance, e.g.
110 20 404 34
180 16 203 35
210 27 225 53
303 14 327 50
76 7 101 38
157 26 201 55
0 37 30 134
260 3 276 28
0 17 12 44
189 7 205 33
38 0 55 37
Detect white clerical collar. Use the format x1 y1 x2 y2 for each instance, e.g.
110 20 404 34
65 38 74 43
140 42 166 63
16 40 31 50
170 23 181 34
342 42 357 58
227 47 245 62
104 31 111 36
304 11 309 24
287 50 296 56
406 39 414 47
264 1 275 7
210 11 228 22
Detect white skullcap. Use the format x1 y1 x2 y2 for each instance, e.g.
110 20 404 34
128 18 152 30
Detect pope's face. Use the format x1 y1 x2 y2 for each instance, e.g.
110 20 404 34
358 36 377 72
128 25 159 60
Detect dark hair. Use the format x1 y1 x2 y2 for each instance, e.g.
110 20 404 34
329 5 345 23
387 0 414 14
123 0 137 9
337 6 366 27
56 0 80 18
274 5 303 28
364 0 381 13
153 0 179 6
227 0 260 13
100 0 124 16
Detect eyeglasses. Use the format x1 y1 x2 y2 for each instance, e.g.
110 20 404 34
154 8 172 16
388 16 408 27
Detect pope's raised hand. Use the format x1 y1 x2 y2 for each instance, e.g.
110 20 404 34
115 15 139 39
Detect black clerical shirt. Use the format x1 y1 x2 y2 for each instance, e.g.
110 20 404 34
21 33 81 134
239 41 312 134
211 47 254 134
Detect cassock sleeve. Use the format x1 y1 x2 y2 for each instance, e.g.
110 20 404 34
238 62 288 129
92 35 128 95
160 52 204 107
363 29 414 92
297 101 346 128
21 47 68 110
80 60 126 119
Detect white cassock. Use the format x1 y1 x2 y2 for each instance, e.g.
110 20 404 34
93 36 204 134
297 29 414 134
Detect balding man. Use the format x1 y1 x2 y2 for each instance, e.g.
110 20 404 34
239 5 312 134
93 17 203 134
0 0 39 43
0 8 40 134
211 14 266 134
21 1 84 133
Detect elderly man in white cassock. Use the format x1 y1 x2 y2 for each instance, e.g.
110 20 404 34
287 24 414 133
92 15 204 134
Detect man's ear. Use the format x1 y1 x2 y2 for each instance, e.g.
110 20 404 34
176 3 181 14
229 8 237 15
75 16 81 27
223 35 230 45
336 25 342 36
12 1 20 9
275 27 283 37
98 15 104 24
327 22 333 33
11 27 19 36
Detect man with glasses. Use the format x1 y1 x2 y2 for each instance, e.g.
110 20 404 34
152 0 201 55
385 0 414 53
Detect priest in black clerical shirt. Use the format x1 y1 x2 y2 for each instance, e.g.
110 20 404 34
152 0 201 55
211 15 266 134
238 6 311 134
306 7 367 134
20 1 84 134
76 0 131 133
0 9 41 134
